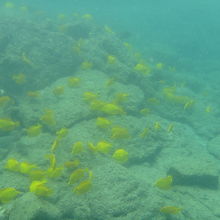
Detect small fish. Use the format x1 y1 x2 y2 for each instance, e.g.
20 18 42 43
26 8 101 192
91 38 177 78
205 106 212 113
154 176 173 190
111 126 130 139
101 103 125 115
112 149 128 163
40 109 56 126
140 108 151 115
22 52 33 66
73 179 92 194
0 96 11 107
29 180 52 197
0 188 20 203
53 86 64 96
105 77 117 87
96 141 112 154
68 168 86 185
167 124 174 133
45 154 56 170
27 91 40 98
56 128 68 139
107 55 117 64
0 118 20 131
12 73 26 84
160 206 182 214
51 138 60 152
26 124 42 137
80 61 93 70
67 77 80 87
82 14 93 20
96 117 112 129
72 141 84 154
147 97 160 104
155 62 164 70
134 63 151 75
64 160 80 169
139 127 149 138
183 100 194 110
154 122 161 130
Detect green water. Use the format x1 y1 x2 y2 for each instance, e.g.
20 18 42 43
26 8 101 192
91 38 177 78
0 1 220 220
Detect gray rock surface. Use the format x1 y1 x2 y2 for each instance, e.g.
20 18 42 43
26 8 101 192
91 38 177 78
9 193 62 220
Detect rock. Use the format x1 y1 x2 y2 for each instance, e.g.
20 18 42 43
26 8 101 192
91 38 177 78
9 193 62 220
18 69 144 129
207 135 220 159
168 167 219 190
0 206 7 220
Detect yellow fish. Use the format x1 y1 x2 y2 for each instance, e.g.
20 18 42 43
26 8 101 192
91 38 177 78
27 91 40 98
106 77 117 87
154 176 173 190
0 118 19 131
40 109 56 126
53 86 64 96
96 141 112 154
111 126 130 139
64 160 80 169
73 179 92 194
28 169 47 181
101 103 125 115
5 158 20 172
82 14 93 20
0 188 20 203
167 124 174 133
26 124 42 137
112 149 128 163
107 55 117 64
29 180 52 197
205 106 212 113
155 62 164 70
68 168 86 184
154 122 161 130
160 206 182 214
139 127 149 138
12 73 26 84
140 108 151 115
51 138 60 152
0 96 12 107
72 141 84 154
19 162 37 175
80 61 93 70
67 77 80 87
96 117 112 129
56 127 68 139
